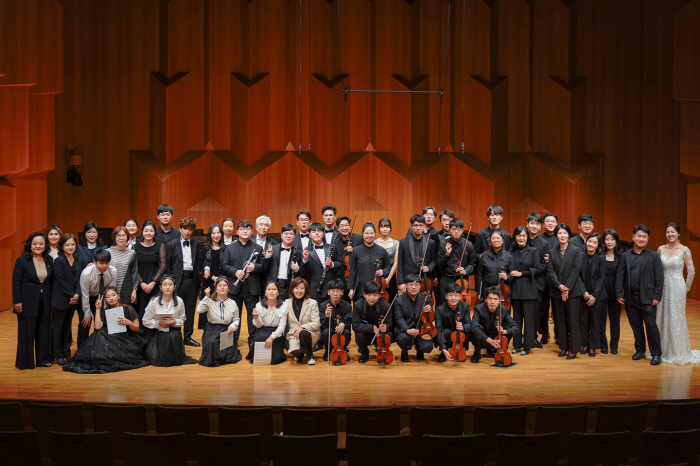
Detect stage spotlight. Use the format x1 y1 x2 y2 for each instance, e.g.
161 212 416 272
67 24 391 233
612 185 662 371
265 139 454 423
66 145 83 187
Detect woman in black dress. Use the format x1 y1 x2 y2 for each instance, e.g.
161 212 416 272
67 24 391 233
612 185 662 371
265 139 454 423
51 233 82 365
580 233 607 357
347 223 390 301
477 230 513 302
196 277 241 366
601 229 623 354
134 220 165 323
63 286 150 374
248 281 288 364
13 232 53 370
508 226 546 355
198 223 224 330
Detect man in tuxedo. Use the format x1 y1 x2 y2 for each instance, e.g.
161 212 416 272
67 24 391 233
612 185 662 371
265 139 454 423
397 214 436 293
435 218 475 302
222 219 272 348
538 212 559 343
302 223 342 301
155 204 180 244
292 211 312 251
253 215 278 251
267 224 300 300
393 274 435 362
352 281 393 364
319 279 352 361
474 205 511 256
435 282 472 362
471 287 520 363
616 224 664 365
569 214 595 253
321 204 338 245
165 216 202 346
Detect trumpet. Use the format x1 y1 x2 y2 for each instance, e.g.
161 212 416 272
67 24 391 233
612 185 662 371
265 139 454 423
232 250 259 287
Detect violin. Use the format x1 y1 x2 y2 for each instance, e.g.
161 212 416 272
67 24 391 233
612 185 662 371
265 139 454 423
448 311 468 362
454 223 474 305
375 259 389 301
370 296 398 366
418 292 437 341
494 270 512 366
343 215 358 279
328 315 348 366
499 266 511 311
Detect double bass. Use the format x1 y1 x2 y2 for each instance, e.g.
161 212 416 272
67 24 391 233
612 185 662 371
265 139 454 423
448 311 468 362
493 271 513 366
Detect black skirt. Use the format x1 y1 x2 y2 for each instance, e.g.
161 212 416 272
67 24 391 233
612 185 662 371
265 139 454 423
145 327 197 367
198 323 242 367
246 326 287 364
63 327 150 374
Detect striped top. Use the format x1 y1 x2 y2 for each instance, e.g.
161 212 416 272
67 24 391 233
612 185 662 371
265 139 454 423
107 247 139 300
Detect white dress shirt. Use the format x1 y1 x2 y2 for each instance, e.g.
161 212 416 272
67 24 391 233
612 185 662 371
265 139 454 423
197 296 240 330
224 236 235 245
278 247 292 280
180 237 193 271
79 265 117 317
252 301 288 339
299 234 310 250
143 296 186 331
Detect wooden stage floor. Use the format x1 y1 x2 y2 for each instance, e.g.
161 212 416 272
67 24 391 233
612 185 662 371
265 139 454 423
2 300 700 408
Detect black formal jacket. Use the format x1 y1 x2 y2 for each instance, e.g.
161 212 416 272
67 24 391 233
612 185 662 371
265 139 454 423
393 292 431 333
301 242 343 299
319 298 352 329
266 243 301 287
351 298 392 335
434 301 471 350
538 232 559 251
507 246 546 300
568 234 589 254
221 240 269 296
471 302 518 344
477 248 513 298
397 235 436 285
615 247 664 305
333 232 364 280
581 252 608 301
474 227 511 256
531 234 551 291
603 252 622 299
165 237 202 290
547 246 586 299
292 232 311 252
253 236 278 252
13 255 53 318
51 254 83 310
75 244 107 271
436 237 476 278
347 243 390 298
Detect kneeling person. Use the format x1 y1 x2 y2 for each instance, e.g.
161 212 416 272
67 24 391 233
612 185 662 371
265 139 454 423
394 274 435 362
352 281 392 363
470 287 520 363
319 279 352 362
435 282 472 362
196 277 242 366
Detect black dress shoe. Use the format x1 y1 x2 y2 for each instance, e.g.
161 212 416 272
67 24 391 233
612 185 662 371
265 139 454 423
311 343 321 352
184 339 201 347
520 350 530 356
632 351 645 360
400 350 409 363
601 349 608 354
56 358 65 366
588 350 596 358
322 353 329 362
470 354 481 363
511 348 521 354
437 353 446 363
650 356 661 365
358 354 369 364
566 352 577 360
611 349 618 355
558 350 567 357
40 362 52 367
579 346 587 355
416 351 425 361
540 336 549 344
534 341 543 349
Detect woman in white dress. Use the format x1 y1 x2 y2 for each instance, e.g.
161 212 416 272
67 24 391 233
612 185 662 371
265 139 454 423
656 222 697 364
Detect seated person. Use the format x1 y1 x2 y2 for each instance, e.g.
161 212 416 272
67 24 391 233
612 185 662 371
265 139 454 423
285 277 321 365
319 278 352 362
248 281 288 364
196 276 242 367
142 276 197 366
470 287 520 363
351 281 392 364
434 282 472 362
63 286 149 374
394 274 435 362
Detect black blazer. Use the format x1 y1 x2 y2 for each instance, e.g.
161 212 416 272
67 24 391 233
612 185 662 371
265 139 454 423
332 232 364 280
507 246 546 300
301 243 343 299
471 302 518 343
547 246 586 299
319 298 352 328
347 243 390 298
615 247 664 305
477 248 513 297
266 243 302 286
474 227 511 256
434 301 471 350
351 298 392 335
292 232 311 252
603 252 622 299
75 244 107 270
581 252 608 301
393 292 431 333
221 240 269 296
13 255 53 318
165 238 202 290
51 254 83 310
531 235 550 290
397 235 436 284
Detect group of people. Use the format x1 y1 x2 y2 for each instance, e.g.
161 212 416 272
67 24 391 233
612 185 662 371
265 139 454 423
11 203 696 372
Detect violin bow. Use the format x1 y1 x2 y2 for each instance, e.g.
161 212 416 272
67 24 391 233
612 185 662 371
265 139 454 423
369 295 398 346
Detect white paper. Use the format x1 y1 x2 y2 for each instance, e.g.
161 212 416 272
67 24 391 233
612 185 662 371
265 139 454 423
220 331 234 351
105 307 127 334
154 313 173 332
253 342 272 365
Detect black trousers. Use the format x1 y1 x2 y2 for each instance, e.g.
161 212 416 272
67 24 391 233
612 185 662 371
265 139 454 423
579 301 590 350
320 327 351 352
438 328 470 352
16 294 52 370
537 286 553 338
585 298 604 350
232 285 260 347
276 280 290 301
601 297 622 351
473 332 514 355
355 331 393 356
77 296 97 348
626 293 661 357
395 331 434 354
52 305 75 360
177 276 198 341
512 298 537 350
552 296 581 352
290 329 314 361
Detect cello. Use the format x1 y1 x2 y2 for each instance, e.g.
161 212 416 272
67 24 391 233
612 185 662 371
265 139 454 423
454 222 474 305
448 311 468 362
493 272 513 366
328 315 348 366
370 295 398 366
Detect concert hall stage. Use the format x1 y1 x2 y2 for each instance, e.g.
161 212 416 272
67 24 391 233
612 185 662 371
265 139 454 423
3 300 700 408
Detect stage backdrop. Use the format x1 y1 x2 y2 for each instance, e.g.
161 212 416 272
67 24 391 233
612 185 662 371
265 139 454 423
1 0 699 309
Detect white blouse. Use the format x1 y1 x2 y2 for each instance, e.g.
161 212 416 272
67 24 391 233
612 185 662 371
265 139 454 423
197 296 240 331
143 296 186 332
252 301 288 339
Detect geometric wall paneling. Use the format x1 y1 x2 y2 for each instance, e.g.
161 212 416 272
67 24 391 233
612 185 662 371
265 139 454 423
673 0 700 100
679 101 700 179
24 94 56 177
0 247 11 312
0 179 17 242
0 86 30 176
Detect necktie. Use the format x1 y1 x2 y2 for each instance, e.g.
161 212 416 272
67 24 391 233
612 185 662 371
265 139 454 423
281 247 291 252
183 240 190 247
99 273 105 296
300 233 309 238
220 300 225 320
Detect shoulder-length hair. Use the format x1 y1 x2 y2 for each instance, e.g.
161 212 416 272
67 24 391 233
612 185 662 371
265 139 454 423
510 225 533 250
22 232 50 261
81 222 105 247
261 281 284 308
102 286 123 309
58 233 78 255
289 277 310 299
156 276 180 307
603 229 621 254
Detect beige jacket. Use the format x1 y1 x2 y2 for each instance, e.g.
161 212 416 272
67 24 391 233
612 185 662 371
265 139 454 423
285 298 320 352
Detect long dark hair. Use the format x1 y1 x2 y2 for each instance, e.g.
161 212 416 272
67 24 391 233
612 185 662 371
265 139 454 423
603 229 621 254
510 225 533 250
80 222 105 247
261 281 284 309
156 276 180 307
586 232 604 254
206 223 223 248
140 220 159 243
22 232 50 261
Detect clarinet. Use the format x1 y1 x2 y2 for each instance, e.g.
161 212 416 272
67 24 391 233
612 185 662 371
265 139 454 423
232 250 259 287
317 243 335 293
290 247 299 279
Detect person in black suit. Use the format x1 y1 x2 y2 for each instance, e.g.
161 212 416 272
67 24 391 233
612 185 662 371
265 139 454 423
601 229 623 354
435 209 455 244
474 205 511 256
508 226 547 355
616 224 664 365
351 281 393 363
404 206 439 238
393 274 435 362
253 215 278 251
155 204 181 244
568 214 595 253
434 282 471 362
267 224 301 300
319 279 352 361
470 287 520 363
538 213 559 344
51 233 83 366
292 211 313 252
548 223 587 359
397 214 436 293
333 216 363 297
527 213 550 347
165 216 202 347
222 219 272 348
302 223 342 300
321 204 338 245
13 232 53 370
435 218 475 301
75 221 107 270
580 233 607 357
347 223 390 301
476 229 513 300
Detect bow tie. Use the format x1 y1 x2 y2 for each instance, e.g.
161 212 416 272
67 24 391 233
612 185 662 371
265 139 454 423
313 245 324 250
325 229 334 233
281 247 291 252
182 240 190 247
300 233 309 238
